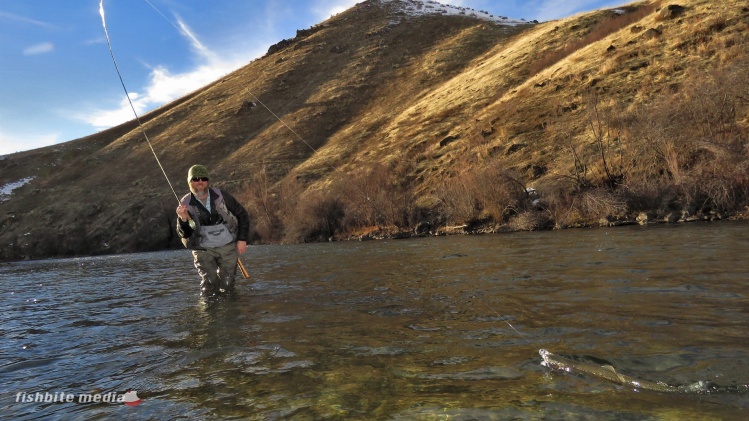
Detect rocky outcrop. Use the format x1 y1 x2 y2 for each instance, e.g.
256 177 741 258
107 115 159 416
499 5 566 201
658 4 686 20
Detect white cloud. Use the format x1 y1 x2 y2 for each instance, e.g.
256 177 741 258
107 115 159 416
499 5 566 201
79 18 256 131
23 42 54 55
0 129 59 156
78 93 142 129
312 0 359 21
532 0 627 21
146 64 224 103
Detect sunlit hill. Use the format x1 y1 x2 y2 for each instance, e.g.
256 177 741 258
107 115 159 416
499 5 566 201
1 0 748 261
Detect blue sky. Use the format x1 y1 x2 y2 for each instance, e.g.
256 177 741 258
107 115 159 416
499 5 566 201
0 0 626 156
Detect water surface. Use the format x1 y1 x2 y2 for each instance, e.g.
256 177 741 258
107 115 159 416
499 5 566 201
1 222 748 419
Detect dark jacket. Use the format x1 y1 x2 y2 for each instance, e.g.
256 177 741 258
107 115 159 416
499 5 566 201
177 187 250 249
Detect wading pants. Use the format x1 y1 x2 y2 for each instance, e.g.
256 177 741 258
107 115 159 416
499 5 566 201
192 242 238 294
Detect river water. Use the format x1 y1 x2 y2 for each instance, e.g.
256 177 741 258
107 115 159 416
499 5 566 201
1 222 748 420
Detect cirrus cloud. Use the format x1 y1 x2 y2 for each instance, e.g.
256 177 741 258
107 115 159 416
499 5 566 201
23 42 54 55
78 16 261 131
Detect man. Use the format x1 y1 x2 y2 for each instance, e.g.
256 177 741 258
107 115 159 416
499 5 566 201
176 165 250 296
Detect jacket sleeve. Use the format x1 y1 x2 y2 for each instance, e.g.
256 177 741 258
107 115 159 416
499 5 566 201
177 218 193 238
221 189 251 242
176 193 195 239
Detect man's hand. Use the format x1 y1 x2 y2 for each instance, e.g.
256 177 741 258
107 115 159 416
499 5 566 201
176 205 190 222
236 240 247 254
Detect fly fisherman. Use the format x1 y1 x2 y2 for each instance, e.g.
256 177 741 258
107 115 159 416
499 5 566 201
176 165 250 296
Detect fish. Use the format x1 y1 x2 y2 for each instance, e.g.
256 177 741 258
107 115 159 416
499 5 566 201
539 349 748 394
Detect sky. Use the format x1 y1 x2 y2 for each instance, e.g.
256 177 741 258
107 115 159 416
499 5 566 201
0 0 627 156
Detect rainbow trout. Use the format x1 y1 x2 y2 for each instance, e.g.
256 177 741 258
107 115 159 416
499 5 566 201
539 349 723 394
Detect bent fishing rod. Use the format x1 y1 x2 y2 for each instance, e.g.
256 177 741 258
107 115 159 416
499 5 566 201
98 0 178 202
98 0 250 278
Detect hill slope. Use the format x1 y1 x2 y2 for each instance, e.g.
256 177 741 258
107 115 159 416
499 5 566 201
1 0 748 261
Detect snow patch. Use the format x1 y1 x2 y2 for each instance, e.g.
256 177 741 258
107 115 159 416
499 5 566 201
381 0 528 26
1 177 34 202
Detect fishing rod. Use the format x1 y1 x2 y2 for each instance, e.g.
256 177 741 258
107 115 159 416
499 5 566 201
110 1 533 349
135 0 385 226
98 0 249 279
98 0 179 202
101 0 324 188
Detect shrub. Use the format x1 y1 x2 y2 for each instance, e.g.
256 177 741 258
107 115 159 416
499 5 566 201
436 173 480 225
578 188 628 220
471 165 528 221
540 180 581 228
333 163 414 230
436 163 528 225
283 188 344 243
239 165 282 243
619 61 749 214
507 210 551 231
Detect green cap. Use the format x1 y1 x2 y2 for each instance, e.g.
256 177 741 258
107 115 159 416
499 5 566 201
187 165 209 182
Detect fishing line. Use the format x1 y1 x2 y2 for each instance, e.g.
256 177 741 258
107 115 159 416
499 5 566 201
472 292 533 345
105 1 547 365
112 3 535 334
130 0 371 202
99 0 249 279
138 0 320 157
244 92 319 155
98 0 180 203
97 0 338 268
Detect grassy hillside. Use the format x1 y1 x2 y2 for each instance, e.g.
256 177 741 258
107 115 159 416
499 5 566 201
1 0 747 261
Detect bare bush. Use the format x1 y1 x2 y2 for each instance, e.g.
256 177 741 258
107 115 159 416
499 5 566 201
436 173 480 225
283 188 344 243
541 179 627 226
507 210 550 231
578 188 628 220
275 176 304 241
620 62 749 214
541 181 583 228
620 175 679 214
436 163 528 225
472 166 528 221
699 174 748 213
587 95 625 189
334 163 413 230
239 165 282 242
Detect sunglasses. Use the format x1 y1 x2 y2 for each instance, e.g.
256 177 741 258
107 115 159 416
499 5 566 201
190 177 209 182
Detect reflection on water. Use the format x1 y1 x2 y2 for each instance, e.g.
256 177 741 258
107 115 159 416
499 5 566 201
1 222 749 419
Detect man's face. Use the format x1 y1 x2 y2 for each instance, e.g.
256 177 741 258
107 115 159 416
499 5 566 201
189 177 209 196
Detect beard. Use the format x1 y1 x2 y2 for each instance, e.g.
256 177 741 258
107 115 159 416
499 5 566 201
190 184 209 199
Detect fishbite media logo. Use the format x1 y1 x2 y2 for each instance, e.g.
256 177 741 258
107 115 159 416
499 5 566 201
15 390 142 406
122 390 142 406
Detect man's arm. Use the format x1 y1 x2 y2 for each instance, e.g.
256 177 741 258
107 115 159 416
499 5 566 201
176 203 194 238
222 190 250 242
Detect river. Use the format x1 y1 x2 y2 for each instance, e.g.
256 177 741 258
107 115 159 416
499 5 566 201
1 221 748 420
